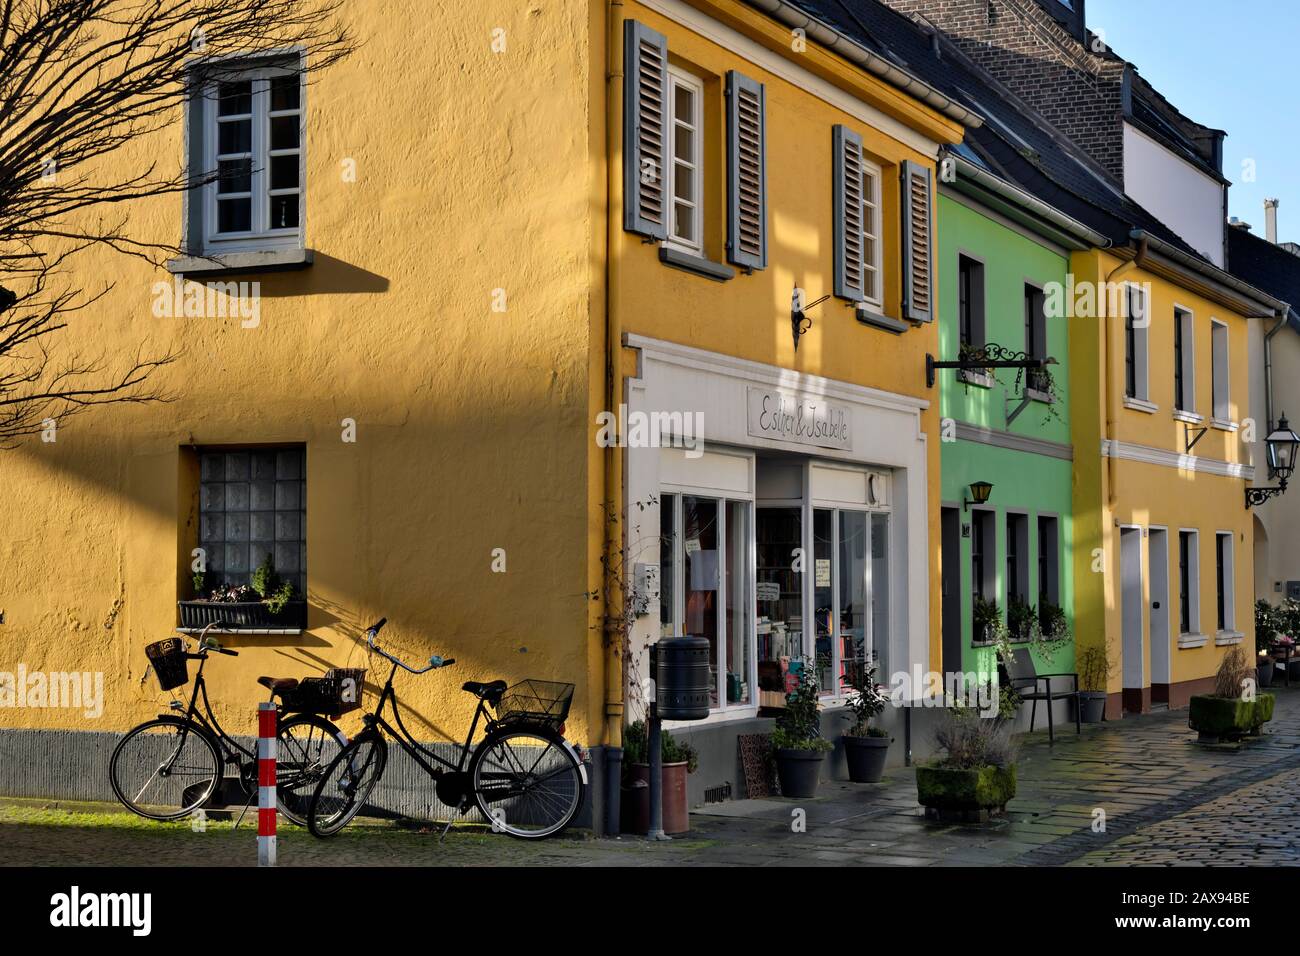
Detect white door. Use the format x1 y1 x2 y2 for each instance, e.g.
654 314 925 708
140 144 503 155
1120 527 1145 701
1148 529 1170 690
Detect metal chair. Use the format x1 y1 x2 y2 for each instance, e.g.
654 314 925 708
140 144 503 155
1004 647 1080 744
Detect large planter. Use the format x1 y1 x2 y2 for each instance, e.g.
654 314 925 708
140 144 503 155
774 748 825 798
621 762 689 835
915 763 1017 823
178 600 307 630
1077 691 1106 723
1257 661 1274 689
1188 693 1275 742
843 734 890 783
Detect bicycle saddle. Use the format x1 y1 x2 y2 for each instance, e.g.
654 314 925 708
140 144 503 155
257 676 300 692
462 680 507 702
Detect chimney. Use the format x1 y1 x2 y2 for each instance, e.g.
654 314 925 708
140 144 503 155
1265 198 1279 244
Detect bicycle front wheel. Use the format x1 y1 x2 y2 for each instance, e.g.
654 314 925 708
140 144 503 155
306 732 387 837
470 727 585 839
276 713 349 827
109 717 223 821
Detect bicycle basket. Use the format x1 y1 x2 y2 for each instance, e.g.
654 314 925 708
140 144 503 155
145 637 189 691
280 667 366 717
493 680 575 730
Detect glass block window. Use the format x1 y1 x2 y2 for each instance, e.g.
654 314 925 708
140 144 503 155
199 447 306 594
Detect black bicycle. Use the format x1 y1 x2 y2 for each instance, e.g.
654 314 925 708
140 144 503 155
306 618 586 839
109 622 353 826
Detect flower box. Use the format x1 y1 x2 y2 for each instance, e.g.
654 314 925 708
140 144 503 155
178 599 306 630
1188 693 1275 742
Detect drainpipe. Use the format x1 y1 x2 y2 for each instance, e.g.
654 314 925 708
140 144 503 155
602 0 626 836
1102 237 1148 509
1262 200 1287 434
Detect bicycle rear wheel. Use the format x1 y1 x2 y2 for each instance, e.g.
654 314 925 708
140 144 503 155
109 717 223 821
276 713 348 827
306 732 387 837
469 727 584 839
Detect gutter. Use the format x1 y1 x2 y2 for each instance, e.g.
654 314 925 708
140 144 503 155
1128 229 1285 319
744 0 984 129
1264 307 1295 435
947 152 1109 249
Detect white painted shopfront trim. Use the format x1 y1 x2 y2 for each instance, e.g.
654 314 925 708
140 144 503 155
622 335 932 720
1100 439 1255 480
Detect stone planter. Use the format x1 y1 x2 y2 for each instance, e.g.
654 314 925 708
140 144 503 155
622 762 690 835
1077 691 1107 723
774 748 825 798
915 763 1017 823
1188 693 1275 742
842 734 890 783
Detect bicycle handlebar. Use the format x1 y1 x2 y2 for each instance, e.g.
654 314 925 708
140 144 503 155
365 617 453 674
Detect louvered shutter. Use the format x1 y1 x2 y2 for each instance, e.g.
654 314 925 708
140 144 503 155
833 124 864 301
623 20 668 240
900 159 933 322
726 70 766 270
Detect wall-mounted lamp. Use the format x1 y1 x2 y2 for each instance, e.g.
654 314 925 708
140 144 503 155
1247 415 1300 508
963 480 993 512
791 287 830 352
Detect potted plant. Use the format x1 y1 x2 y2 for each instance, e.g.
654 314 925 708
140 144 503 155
620 719 698 835
915 707 1018 823
1255 599 1278 688
1075 643 1111 722
839 661 891 783
1189 646 1277 744
771 664 832 798
972 595 1002 645
178 553 306 629
1006 595 1037 643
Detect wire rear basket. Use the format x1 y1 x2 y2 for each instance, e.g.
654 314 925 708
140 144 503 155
279 667 367 718
145 637 189 691
494 680 575 731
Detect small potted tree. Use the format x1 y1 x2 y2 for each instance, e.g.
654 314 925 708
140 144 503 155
621 719 698 835
1075 644 1110 722
1189 646 1277 744
840 661 891 783
915 707 1018 823
771 664 832 798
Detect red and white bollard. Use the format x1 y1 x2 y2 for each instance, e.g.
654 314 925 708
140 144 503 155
257 701 277 866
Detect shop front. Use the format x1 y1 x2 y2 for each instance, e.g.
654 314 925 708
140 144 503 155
623 335 934 803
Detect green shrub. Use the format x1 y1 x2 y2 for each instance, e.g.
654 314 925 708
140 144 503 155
622 719 699 773
932 707 1017 770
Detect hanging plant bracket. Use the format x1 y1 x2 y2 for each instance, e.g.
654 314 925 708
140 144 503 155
926 342 1055 389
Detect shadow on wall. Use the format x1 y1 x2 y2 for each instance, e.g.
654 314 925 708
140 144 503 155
222 252 391 297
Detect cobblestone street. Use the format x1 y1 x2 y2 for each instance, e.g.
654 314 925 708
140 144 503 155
4 687 1299 866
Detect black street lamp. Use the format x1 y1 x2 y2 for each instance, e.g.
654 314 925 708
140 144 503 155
1246 415 1300 508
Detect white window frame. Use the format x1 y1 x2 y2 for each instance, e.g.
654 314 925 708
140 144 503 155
1210 319 1231 425
1124 283 1150 404
1178 528 1201 636
199 62 305 254
665 66 704 255
1215 530 1235 633
1173 305 1196 415
859 157 883 309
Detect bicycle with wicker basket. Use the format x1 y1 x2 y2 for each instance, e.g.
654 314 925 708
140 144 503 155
109 621 364 826
306 618 587 840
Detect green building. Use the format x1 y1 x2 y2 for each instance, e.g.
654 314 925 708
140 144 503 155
935 152 1105 685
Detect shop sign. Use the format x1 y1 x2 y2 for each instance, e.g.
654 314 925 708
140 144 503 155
746 388 851 451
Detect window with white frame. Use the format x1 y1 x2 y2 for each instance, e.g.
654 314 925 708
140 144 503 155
1124 284 1149 402
1174 307 1195 413
1211 320 1230 422
666 66 703 253
194 59 305 253
1178 529 1200 635
859 159 883 308
1215 531 1235 632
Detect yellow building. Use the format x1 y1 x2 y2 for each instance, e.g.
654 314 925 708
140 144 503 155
0 1 974 823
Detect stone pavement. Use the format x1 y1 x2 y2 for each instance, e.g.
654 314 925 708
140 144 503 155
3 686 1299 866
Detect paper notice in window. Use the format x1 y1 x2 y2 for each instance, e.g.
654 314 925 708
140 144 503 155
815 558 831 588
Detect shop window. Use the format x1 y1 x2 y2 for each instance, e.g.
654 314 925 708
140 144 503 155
870 512 891 680
757 507 802 709
199 447 306 595
813 507 887 696
660 493 677 640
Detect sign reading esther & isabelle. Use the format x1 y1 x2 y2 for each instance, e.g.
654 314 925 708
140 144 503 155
747 387 852 450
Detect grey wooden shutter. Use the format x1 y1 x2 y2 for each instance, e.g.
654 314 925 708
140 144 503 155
623 20 668 240
833 124 864 301
900 159 933 322
726 70 766 270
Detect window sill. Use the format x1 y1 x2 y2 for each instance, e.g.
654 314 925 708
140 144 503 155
1173 410 1204 424
176 627 304 636
1177 633 1209 649
658 246 735 282
959 369 995 389
1123 397 1158 414
854 306 909 334
167 247 314 276
1210 418 1237 432
1215 630 1244 646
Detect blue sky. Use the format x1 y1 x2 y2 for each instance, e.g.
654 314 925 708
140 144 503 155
1087 0 1298 237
